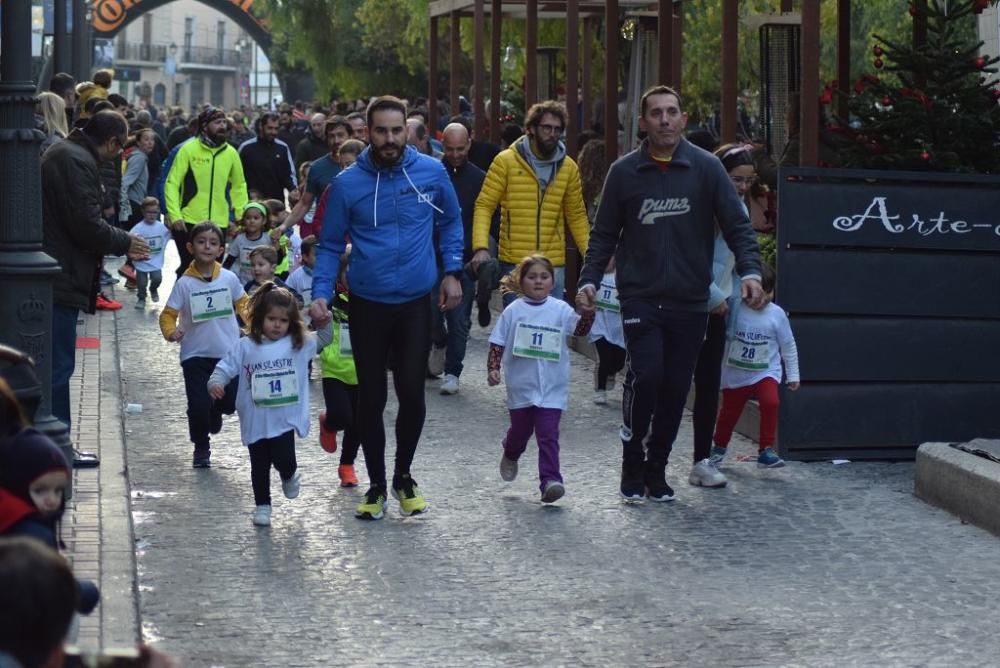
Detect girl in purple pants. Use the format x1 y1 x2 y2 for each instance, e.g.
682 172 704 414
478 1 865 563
488 255 594 503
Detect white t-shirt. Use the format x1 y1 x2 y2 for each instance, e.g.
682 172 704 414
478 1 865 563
211 334 319 445
588 271 624 348
226 232 271 285
489 296 581 410
129 220 173 272
721 301 800 390
165 267 245 362
287 231 303 273
284 266 313 307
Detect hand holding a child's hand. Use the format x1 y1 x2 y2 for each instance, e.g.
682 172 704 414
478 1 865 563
167 329 184 342
310 298 332 325
787 382 800 391
488 370 501 386
575 285 596 314
208 384 226 400
741 278 766 310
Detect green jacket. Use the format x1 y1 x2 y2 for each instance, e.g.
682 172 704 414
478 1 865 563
319 293 357 385
164 136 248 228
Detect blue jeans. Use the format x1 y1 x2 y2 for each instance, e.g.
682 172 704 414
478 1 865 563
430 271 476 378
499 262 565 307
51 304 80 428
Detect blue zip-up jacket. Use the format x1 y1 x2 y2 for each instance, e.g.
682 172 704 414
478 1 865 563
313 144 464 304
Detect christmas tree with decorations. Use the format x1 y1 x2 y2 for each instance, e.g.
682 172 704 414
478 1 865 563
841 0 1000 173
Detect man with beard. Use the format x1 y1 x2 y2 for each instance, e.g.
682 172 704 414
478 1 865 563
164 106 249 274
294 112 328 169
469 100 589 305
271 116 351 240
309 96 464 522
239 112 297 201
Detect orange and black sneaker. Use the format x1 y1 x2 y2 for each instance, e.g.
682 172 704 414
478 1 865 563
318 411 338 453
338 464 358 487
96 293 122 311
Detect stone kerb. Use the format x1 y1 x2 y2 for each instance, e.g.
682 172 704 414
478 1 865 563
915 441 1000 537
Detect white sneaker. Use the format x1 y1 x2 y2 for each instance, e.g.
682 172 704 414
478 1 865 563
500 454 518 481
541 480 565 503
440 374 459 395
281 471 301 499
427 345 446 377
593 390 608 405
252 505 272 526
689 458 728 488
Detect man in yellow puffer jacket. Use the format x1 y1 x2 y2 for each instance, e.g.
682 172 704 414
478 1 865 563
470 100 589 302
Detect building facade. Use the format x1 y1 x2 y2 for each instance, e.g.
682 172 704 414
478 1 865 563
112 0 253 112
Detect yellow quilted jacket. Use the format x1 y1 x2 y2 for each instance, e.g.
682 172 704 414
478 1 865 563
472 137 589 266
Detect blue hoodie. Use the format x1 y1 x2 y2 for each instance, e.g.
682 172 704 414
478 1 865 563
312 144 464 304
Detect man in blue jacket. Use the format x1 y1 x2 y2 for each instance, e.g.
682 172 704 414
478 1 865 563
310 96 464 521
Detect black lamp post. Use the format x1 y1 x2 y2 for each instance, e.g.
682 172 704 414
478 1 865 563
0 1 75 476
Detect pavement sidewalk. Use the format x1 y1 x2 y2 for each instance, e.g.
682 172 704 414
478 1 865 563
65 292 141 651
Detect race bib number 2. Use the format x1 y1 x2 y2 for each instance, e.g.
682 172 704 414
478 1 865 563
189 287 233 322
513 322 562 362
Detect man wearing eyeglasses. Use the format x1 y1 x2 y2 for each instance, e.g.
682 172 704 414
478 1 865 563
470 100 589 304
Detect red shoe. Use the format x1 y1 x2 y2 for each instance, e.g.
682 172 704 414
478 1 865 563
96 293 123 311
318 411 338 453
338 464 358 487
118 264 137 281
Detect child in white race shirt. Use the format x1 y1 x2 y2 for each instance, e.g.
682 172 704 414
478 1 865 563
159 222 248 469
712 265 799 469
589 257 625 405
128 196 173 308
488 255 594 503
208 283 333 527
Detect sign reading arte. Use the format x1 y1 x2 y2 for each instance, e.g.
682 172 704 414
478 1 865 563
92 0 259 33
833 196 1000 238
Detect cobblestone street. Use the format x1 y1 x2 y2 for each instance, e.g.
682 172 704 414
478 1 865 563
96 251 1000 667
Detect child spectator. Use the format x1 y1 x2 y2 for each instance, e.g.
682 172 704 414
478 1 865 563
589 257 625 405
159 222 247 468
338 139 365 170
129 196 173 308
317 247 363 488
208 284 333 526
487 255 594 503
224 201 272 285
712 265 800 469
0 428 100 614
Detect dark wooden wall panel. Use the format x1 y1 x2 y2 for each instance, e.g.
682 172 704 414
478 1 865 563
779 383 1000 452
778 250 1000 318
790 316 1000 381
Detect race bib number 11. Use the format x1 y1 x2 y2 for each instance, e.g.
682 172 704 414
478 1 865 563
513 322 562 362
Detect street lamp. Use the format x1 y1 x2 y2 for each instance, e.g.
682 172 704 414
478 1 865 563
235 37 250 108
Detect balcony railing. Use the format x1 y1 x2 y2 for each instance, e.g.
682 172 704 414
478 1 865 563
114 42 243 68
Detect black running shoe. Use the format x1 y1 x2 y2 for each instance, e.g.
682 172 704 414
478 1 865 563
644 463 675 503
620 459 645 501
